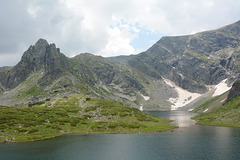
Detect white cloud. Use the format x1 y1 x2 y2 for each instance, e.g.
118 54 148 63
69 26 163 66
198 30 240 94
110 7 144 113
97 26 136 57
203 1 215 8
27 3 41 18
0 0 240 66
0 53 22 66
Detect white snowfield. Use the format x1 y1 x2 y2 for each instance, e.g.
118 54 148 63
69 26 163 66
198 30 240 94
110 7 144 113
139 94 149 111
140 94 150 101
212 79 231 97
164 78 232 110
163 78 202 110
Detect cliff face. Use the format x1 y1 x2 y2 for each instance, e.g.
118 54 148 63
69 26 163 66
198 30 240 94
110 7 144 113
128 20 240 94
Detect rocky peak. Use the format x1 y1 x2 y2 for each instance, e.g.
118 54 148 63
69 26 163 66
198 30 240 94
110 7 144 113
0 39 71 89
34 38 49 51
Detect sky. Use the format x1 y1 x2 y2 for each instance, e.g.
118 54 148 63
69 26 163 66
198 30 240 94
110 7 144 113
0 0 240 66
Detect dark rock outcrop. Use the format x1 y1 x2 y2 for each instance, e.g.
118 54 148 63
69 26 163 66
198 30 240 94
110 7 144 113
228 79 240 99
0 39 71 89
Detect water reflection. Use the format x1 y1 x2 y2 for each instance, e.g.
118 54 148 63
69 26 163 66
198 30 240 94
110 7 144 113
145 111 198 127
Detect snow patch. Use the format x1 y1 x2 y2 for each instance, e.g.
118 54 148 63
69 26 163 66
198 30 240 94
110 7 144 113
212 79 231 97
163 78 202 110
203 109 208 113
140 94 150 101
139 106 143 111
221 99 227 103
188 108 194 112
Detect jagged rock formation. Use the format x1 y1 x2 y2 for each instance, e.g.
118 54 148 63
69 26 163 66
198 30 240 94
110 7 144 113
0 40 146 107
0 39 71 89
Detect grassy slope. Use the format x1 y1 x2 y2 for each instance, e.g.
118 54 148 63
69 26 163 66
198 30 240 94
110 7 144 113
0 94 177 143
192 95 240 127
192 92 228 113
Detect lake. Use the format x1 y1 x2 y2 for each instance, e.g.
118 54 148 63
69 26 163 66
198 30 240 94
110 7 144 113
1 111 240 160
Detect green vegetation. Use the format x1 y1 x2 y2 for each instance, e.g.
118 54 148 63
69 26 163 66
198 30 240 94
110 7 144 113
25 86 39 95
192 96 240 128
185 51 214 61
192 95 222 113
0 94 176 143
16 72 47 98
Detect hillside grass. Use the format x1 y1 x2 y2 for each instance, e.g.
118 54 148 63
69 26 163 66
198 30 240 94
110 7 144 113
0 94 177 143
192 96 240 127
192 95 222 113
185 50 214 62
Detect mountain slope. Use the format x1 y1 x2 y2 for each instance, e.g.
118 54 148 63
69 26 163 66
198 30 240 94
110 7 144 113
0 41 148 108
192 79 240 127
106 55 135 65
126 20 240 110
69 53 148 105
128 20 240 93
71 53 142 90
192 95 240 128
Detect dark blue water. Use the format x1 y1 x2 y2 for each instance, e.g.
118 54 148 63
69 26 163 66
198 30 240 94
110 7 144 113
1 111 240 160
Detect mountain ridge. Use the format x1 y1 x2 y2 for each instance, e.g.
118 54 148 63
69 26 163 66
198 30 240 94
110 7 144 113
1 20 240 110
128 20 240 94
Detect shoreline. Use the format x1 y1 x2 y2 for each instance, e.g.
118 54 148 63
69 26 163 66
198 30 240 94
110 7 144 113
0 127 178 144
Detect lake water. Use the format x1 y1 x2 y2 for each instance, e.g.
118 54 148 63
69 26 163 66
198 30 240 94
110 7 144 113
1 111 240 160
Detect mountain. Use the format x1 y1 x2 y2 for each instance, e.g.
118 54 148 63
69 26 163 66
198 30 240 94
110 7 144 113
0 40 147 107
71 53 141 90
1 20 240 110
69 53 147 103
0 41 176 143
128 21 240 93
0 39 71 89
127 20 240 110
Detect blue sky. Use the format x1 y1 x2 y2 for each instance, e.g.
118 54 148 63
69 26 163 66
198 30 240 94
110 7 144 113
0 0 240 66
130 29 166 53
111 20 166 53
